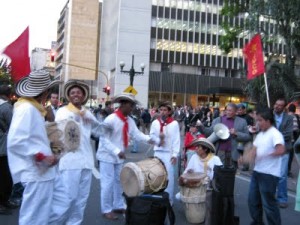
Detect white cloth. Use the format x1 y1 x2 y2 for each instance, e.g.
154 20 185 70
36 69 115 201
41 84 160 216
55 106 101 170
183 154 222 180
50 106 100 224
96 113 152 163
253 126 284 177
154 151 175 205
7 102 55 183
19 180 54 225
100 162 125 213
49 169 92 225
150 119 180 204
96 112 152 213
150 119 181 158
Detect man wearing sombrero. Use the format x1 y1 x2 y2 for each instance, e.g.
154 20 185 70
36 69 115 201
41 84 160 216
7 70 59 225
150 101 181 205
96 93 159 220
49 80 103 225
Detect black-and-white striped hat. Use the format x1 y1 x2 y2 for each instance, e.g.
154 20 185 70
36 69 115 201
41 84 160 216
16 70 60 97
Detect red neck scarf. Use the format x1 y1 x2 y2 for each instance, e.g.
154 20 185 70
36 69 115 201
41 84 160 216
115 109 129 148
159 116 174 132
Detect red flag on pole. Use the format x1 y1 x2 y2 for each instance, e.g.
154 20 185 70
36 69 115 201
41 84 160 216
2 26 31 83
243 34 265 80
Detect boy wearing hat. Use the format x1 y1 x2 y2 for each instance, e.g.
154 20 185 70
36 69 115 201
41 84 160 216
7 70 59 225
49 80 103 225
150 101 181 205
180 138 222 182
96 93 158 220
184 122 205 164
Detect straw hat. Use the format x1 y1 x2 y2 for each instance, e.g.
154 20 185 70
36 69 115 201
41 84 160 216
112 93 139 104
188 137 216 153
16 70 60 97
64 80 89 105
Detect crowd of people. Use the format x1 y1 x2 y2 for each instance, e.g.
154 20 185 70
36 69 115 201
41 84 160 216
1 70 300 225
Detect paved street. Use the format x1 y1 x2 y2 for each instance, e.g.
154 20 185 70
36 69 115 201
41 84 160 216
1 140 300 225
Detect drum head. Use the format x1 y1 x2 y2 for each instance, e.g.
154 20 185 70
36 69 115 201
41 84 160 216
64 120 80 151
181 172 206 188
121 162 144 197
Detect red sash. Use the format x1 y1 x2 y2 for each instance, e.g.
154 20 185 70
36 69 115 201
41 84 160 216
115 109 129 148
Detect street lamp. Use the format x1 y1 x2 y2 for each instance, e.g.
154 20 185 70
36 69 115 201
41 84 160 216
120 55 145 86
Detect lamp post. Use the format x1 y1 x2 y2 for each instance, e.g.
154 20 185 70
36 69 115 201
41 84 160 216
119 55 145 86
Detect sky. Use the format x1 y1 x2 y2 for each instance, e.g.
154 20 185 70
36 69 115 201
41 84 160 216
0 0 68 53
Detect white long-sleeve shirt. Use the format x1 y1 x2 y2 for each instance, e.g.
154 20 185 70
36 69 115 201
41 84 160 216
96 112 151 164
150 119 181 158
55 106 102 171
7 102 55 183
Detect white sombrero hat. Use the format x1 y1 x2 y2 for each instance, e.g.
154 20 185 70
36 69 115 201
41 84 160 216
16 70 61 97
64 80 90 105
112 93 139 105
188 137 216 153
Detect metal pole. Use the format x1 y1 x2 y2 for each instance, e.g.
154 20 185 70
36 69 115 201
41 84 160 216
263 73 270 107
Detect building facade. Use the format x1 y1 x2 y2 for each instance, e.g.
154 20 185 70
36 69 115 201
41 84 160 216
55 0 100 104
99 0 249 108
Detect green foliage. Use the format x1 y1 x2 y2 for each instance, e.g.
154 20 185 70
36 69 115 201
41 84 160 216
220 0 300 105
0 59 12 83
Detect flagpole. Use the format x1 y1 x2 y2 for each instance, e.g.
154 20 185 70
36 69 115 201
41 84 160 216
263 72 270 107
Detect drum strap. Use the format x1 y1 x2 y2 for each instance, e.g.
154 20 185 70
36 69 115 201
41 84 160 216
199 153 214 175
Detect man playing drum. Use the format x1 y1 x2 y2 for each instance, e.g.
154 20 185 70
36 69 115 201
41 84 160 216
150 101 181 205
177 138 222 224
7 70 60 225
49 80 104 225
96 93 159 220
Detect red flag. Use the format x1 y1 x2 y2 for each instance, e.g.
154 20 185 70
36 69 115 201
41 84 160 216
2 27 31 83
243 34 265 80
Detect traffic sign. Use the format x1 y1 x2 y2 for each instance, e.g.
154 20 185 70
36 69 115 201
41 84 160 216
124 85 138 95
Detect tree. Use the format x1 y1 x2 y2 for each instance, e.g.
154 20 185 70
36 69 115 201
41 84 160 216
220 0 300 106
0 59 12 85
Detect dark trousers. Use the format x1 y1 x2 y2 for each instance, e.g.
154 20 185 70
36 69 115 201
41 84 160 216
0 156 13 205
248 171 281 225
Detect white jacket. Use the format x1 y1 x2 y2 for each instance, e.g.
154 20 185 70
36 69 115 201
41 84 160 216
7 102 55 183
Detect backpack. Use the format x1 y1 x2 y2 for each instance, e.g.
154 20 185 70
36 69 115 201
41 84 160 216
124 192 175 225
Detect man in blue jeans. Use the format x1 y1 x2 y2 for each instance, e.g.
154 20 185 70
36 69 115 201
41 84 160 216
273 98 293 208
248 107 285 225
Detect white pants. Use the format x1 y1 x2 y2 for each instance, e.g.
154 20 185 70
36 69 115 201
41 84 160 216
99 161 125 213
20 180 54 225
154 151 175 205
49 169 92 225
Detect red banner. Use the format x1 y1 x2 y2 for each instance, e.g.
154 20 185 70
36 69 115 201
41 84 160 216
2 26 31 83
243 34 265 80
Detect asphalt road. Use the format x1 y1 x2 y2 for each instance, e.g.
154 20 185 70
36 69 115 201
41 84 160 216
1 141 300 225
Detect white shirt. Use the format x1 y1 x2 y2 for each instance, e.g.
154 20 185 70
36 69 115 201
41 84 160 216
150 119 181 158
55 106 102 171
253 126 284 177
96 112 152 164
184 154 222 180
7 102 55 183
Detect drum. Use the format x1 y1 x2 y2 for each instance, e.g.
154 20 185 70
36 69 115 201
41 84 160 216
45 119 81 154
180 172 207 224
121 157 168 197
